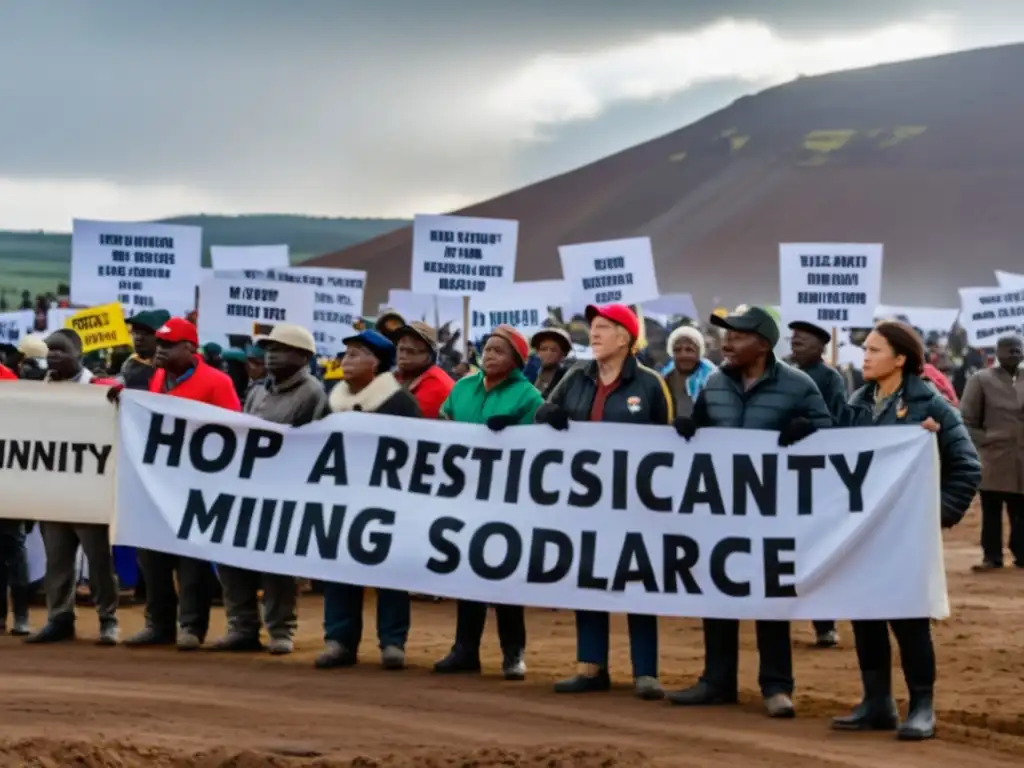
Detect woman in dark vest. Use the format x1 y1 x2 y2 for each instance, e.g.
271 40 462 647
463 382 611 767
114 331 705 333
832 321 980 741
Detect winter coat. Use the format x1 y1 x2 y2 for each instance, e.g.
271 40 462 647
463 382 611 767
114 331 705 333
847 374 981 527
545 355 672 425
693 356 832 430
959 366 1024 494
440 368 542 425
797 360 848 424
246 368 328 427
398 364 454 419
329 371 420 417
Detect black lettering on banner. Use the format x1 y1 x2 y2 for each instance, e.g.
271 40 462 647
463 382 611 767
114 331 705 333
710 537 751 598
732 454 777 516
426 516 464 574
662 535 701 594
274 500 296 554
189 424 237 474
528 449 563 505
609 532 658 592
436 444 468 498
788 454 825 515
576 530 607 590
764 538 797 598
525 529 573 584
468 522 522 580
369 437 409 489
253 499 277 551
503 448 526 504
678 454 725 515
142 414 187 467
178 490 233 542
636 452 673 512
410 440 442 495
567 451 601 506
238 429 282 479
612 450 629 510
0 440 111 475
830 452 873 512
472 447 502 501
295 503 345 559
347 507 395 566
233 497 257 547
307 433 348 484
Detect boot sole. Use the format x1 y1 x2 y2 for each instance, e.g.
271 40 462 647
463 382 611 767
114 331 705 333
832 722 898 732
897 729 935 741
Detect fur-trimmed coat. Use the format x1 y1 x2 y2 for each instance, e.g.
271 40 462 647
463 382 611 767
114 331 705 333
328 371 421 417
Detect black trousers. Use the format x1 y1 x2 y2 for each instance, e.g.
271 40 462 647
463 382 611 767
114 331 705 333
137 549 214 640
979 490 1024 565
454 600 526 656
700 619 793 696
851 618 934 693
813 620 835 634
0 528 30 622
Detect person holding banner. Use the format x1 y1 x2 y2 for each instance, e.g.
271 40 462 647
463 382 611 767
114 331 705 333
27 329 120 646
118 310 170 390
534 304 673 700
668 306 832 718
394 321 454 419
213 324 327 656
433 325 543 681
118 318 241 651
530 327 572 398
316 329 420 670
832 320 981 741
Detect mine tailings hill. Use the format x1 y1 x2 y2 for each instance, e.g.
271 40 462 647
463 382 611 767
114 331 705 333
307 43 1024 313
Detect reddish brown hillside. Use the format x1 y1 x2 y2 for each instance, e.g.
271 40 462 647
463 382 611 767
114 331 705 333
308 44 1024 313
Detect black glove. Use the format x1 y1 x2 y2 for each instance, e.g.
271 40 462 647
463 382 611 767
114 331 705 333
485 414 519 432
778 417 817 447
673 416 698 441
535 403 569 431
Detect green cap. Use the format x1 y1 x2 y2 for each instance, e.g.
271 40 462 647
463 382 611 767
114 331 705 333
245 344 265 360
709 305 780 347
126 309 171 332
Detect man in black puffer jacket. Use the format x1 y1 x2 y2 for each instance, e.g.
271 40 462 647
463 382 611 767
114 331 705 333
667 306 833 719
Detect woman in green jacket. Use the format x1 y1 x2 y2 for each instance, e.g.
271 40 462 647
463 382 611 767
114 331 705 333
433 324 543 681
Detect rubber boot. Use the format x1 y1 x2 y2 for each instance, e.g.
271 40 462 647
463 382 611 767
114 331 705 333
831 671 899 731
897 689 936 741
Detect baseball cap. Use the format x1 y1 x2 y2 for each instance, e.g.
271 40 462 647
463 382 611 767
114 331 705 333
155 318 199 346
788 320 831 345
126 309 171 332
585 303 640 340
255 323 317 355
710 306 779 347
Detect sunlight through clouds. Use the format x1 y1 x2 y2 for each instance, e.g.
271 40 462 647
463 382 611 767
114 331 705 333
488 17 956 139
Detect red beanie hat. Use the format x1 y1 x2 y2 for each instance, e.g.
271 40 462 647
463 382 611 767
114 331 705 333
490 324 530 366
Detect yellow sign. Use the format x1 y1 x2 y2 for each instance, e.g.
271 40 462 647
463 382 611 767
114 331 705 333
321 358 344 380
65 303 132 353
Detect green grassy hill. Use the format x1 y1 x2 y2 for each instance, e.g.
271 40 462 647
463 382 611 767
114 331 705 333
0 214 408 304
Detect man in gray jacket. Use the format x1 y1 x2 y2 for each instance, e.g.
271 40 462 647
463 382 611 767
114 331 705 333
26 329 119 646
211 323 327 655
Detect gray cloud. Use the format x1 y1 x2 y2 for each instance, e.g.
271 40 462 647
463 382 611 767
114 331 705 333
1 1 1022 227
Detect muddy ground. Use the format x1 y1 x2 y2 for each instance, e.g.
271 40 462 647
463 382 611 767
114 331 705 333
0 509 1022 767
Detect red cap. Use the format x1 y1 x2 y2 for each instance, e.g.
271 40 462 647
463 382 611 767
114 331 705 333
490 324 530 365
155 317 199 345
585 303 640 340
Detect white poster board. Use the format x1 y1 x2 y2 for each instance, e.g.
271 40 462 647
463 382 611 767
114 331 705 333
0 310 34 345
779 243 883 328
995 271 1024 289
958 287 1024 347
559 237 660 308
210 245 290 272
197 275 314 349
70 219 202 317
411 214 518 296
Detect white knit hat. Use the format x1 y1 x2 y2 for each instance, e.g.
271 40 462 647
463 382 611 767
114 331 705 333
667 325 706 357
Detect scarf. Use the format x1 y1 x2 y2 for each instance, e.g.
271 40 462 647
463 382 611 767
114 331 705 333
661 357 716 399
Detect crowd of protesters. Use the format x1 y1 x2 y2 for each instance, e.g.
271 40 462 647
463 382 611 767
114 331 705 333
9 294 1024 744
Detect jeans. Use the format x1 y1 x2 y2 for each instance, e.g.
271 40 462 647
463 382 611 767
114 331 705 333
323 583 410 653
575 610 657 679
0 524 30 622
700 619 793 696
979 490 1024 565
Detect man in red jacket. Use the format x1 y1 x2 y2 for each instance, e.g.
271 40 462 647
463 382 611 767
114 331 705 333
122 318 241 651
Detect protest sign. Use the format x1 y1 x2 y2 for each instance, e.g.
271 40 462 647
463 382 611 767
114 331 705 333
958 287 1024 346
873 305 959 332
197 274 314 349
0 310 34 345
411 214 518 296
385 290 462 332
216 268 366 356
0 382 117 525
210 245 290 272
115 392 947 620
996 270 1024 289
70 219 202 317
65 302 133 353
470 280 570 338
45 308 77 334
559 237 660 308
778 243 883 327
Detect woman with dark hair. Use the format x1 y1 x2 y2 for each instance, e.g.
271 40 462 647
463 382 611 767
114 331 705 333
832 321 980 741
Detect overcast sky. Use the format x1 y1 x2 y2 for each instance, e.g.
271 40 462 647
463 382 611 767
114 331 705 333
1 0 1022 231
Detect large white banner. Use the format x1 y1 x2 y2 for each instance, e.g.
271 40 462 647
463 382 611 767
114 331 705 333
115 392 948 620
70 219 202 317
0 382 117 525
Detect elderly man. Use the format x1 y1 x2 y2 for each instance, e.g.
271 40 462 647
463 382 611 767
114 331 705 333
26 329 120 646
212 323 327 655
960 334 1024 570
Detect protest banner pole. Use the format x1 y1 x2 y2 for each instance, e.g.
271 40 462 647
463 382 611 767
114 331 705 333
462 295 470 359
830 327 839 366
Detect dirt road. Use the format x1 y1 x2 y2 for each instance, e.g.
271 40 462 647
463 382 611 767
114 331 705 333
1 512 1022 767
